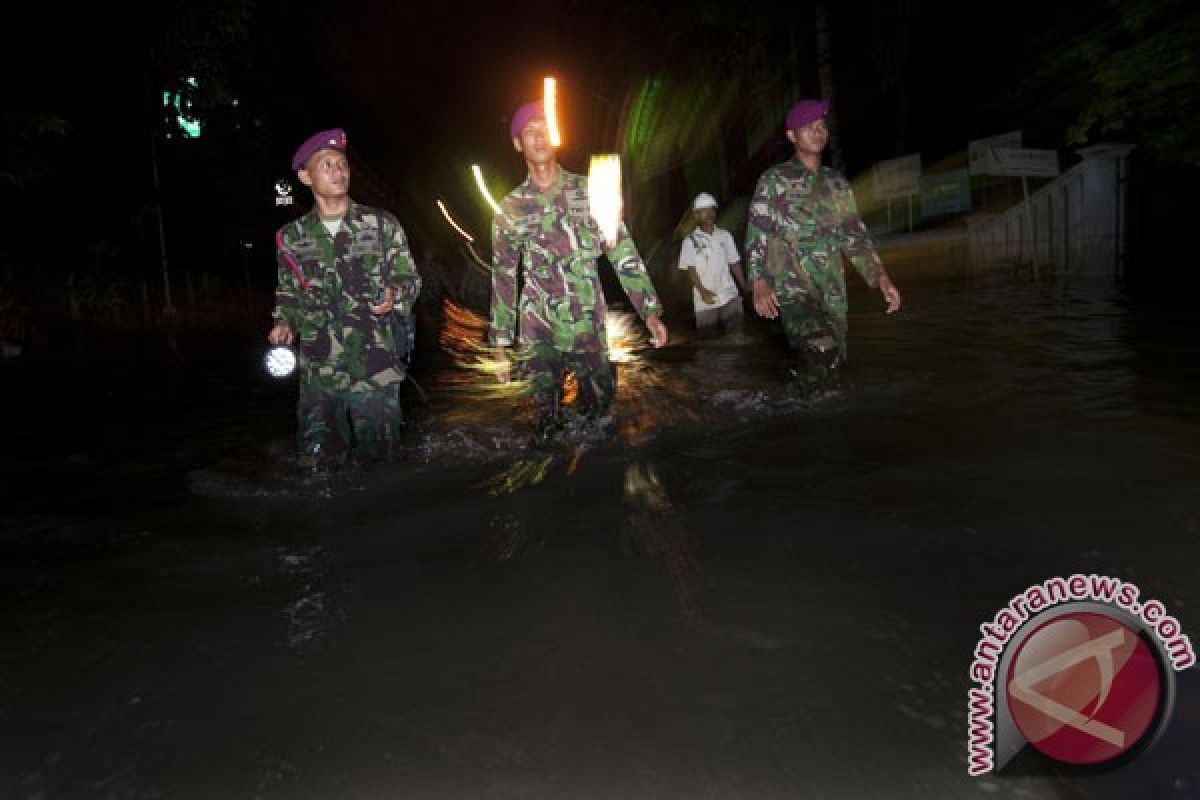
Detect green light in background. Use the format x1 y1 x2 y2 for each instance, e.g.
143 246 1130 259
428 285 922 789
624 78 663 155
163 77 201 138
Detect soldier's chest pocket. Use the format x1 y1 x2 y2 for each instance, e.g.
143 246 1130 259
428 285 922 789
347 232 385 268
513 214 540 242
783 187 819 235
565 206 601 254
292 248 330 294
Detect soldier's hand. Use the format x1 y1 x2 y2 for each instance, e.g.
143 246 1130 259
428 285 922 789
493 347 512 383
879 274 902 314
752 278 780 319
369 287 396 315
645 314 668 348
268 320 294 346
699 287 717 305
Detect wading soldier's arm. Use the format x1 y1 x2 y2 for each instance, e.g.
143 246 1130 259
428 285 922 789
269 226 302 345
838 186 901 314
745 173 781 319
489 208 520 381
374 213 422 316
605 222 668 347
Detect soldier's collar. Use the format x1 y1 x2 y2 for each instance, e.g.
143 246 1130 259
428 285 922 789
789 155 821 175
525 166 564 197
302 198 358 235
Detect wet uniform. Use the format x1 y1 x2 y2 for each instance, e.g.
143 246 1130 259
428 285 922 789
745 157 886 378
273 201 421 463
489 168 662 421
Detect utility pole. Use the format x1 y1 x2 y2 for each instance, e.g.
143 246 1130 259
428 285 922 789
149 108 175 318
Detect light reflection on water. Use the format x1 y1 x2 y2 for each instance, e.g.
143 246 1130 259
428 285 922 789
5 276 1200 798
171 277 1198 503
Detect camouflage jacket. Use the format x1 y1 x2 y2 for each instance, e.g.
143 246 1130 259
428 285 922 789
272 201 421 391
745 157 884 317
489 168 662 352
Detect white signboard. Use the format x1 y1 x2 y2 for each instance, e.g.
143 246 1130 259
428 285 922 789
968 131 1022 175
988 147 1061 178
874 153 922 200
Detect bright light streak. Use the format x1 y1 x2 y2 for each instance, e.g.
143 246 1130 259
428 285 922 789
464 242 492 273
438 299 529 401
543 76 562 148
436 198 475 243
472 165 504 216
605 310 644 364
588 154 623 248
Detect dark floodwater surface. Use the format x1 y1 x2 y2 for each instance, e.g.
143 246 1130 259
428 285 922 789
3 276 1199 799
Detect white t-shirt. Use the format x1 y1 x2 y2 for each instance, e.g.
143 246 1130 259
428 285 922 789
678 227 741 311
321 217 343 237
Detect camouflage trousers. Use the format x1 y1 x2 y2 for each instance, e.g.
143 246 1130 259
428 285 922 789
297 381 402 465
779 300 848 385
522 341 614 422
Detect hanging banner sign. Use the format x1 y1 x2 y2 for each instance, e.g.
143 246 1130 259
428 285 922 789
987 148 1061 178
968 131 1022 175
874 153 922 200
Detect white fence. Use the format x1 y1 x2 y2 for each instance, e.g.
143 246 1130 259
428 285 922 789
967 144 1134 279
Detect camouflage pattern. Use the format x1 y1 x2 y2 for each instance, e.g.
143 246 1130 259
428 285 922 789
489 168 660 418
745 157 884 359
273 201 421 392
780 303 847 387
523 341 614 418
273 200 420 461
489 168 662 352
297 382 401 464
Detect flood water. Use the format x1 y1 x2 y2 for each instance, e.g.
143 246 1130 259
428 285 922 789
3 274 1199 799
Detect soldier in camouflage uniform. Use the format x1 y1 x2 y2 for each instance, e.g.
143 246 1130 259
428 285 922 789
746 99 901 386
491 101 668 437
268 128 421 466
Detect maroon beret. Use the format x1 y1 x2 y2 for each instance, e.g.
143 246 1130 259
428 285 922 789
785 100 829 131
292 128 347 171
509 101 545 139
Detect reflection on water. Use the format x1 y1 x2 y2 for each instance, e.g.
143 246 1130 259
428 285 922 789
480 453 558 496
276 544 340 653
623 461 703 614
4 276 1200 798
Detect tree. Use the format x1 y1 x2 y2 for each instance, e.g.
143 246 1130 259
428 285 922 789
1038 0 1200 166
0 113 69 193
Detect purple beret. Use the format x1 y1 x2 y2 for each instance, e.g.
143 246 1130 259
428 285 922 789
785 99 829 131
509 101 545 139
292 128 347 171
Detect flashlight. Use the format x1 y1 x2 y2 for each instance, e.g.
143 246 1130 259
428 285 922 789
264 345 298 378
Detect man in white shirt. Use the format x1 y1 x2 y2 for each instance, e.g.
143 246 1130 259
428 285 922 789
678 192 747 335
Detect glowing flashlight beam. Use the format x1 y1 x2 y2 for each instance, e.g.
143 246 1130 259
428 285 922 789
436 198 475 243
588 154 623 248
472 165 504 216
543 76 562 148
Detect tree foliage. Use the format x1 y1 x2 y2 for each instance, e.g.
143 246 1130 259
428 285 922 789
0 113 69 193
1054 0 1200 165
